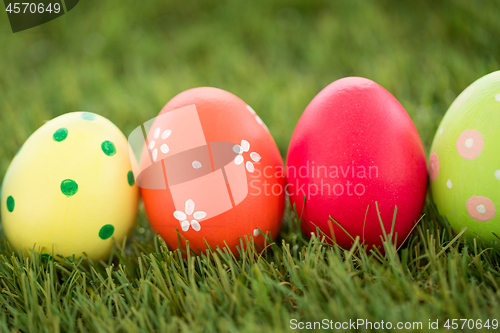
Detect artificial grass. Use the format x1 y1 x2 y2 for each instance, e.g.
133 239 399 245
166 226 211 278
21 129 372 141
1 0 500 331
0 203 499 332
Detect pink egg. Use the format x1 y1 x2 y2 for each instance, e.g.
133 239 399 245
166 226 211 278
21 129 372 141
286 77 427 249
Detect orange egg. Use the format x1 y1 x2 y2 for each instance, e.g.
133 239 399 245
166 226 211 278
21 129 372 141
136 87 285 254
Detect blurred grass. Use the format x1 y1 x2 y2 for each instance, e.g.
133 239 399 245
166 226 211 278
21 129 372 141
1 0 500 331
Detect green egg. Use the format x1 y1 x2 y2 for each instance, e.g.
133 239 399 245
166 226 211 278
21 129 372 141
429 71 500 248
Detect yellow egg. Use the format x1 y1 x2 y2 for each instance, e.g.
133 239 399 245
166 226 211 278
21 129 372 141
1 112 139 260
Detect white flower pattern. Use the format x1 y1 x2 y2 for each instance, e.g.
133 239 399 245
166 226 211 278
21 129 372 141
246 105 269 132
173 199 207 232
233 140 261 173
148 127 172 162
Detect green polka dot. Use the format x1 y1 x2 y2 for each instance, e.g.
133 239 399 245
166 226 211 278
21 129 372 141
99 224 115 240
127 171 135 186
61 179 78 197
101 141 116 156
53 128 68 142
6 196 15 212
81 112 96 120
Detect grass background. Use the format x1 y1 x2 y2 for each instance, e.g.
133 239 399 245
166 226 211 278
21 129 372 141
1 0 500 331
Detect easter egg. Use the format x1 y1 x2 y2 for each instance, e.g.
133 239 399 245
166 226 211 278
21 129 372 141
1 112 139 260
429 71 500 248
286 77 427 249
131 87 285 254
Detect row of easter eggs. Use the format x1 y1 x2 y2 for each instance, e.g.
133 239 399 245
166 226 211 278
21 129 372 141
2 71 500 260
